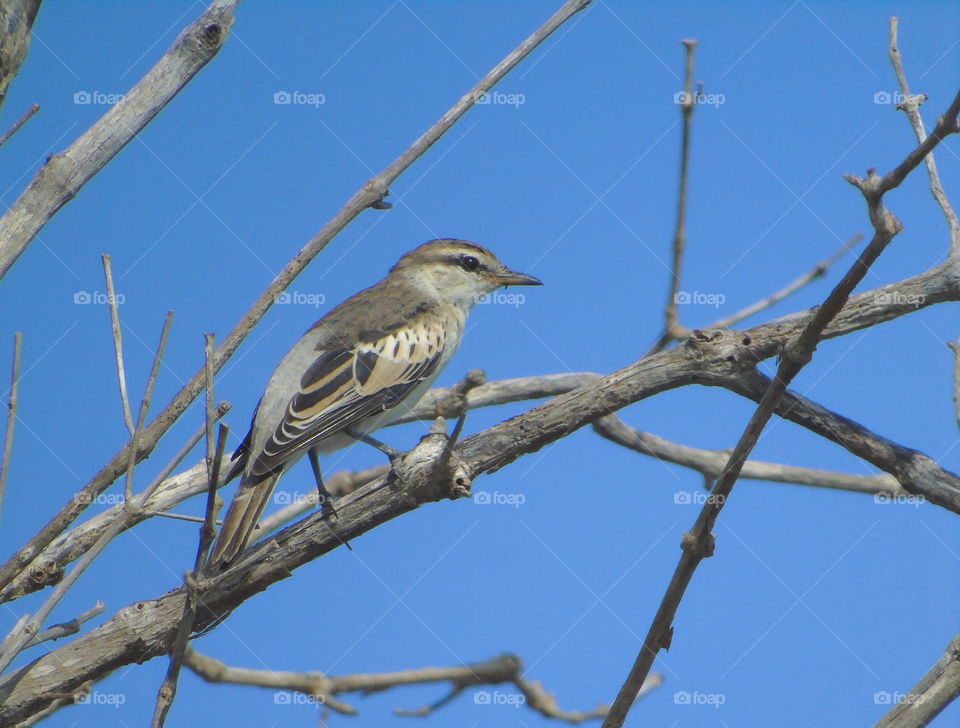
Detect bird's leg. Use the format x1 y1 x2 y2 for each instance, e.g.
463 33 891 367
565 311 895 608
344 427 403 461
308 447 353 551
308 447 338 519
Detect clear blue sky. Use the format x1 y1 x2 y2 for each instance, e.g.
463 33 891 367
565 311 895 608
2 1 958 726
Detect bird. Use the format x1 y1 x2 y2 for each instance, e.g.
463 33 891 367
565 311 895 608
208 239 542 569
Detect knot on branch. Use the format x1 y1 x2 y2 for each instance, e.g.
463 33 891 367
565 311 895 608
680 530 715 559
363 179 392 209
24 558 62 592
684 329 756 372
393 419 472 503
199 23 223 48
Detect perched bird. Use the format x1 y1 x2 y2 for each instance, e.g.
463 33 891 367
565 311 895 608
209 239 541 568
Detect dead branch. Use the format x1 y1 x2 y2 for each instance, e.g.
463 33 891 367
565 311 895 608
872 634 960 728
600 89 960 728
593 414 901 496
0 0 242 278
0 0 594 601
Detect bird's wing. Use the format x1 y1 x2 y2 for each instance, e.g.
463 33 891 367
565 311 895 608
210 315 449 569
249 319 447 478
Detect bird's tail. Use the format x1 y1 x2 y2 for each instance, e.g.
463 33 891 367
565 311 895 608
209 471 281 570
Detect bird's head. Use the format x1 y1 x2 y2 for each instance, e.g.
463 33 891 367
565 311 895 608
390 239 542 308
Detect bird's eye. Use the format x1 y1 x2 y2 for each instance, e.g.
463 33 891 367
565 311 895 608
460 255 480 272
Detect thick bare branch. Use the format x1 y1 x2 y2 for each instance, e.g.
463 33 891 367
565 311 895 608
0 0 241 278
723 369 960 513
873 634 960 728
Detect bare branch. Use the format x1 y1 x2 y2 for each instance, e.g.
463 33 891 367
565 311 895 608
183 648 650 723
647 40 697 355
25 601 104 648
722 369 960 513
593 414 901 496
0 0 242 278
101 254 135 436
4 252 959 606
888 17 960 256
600 91 960 728
151 335 227 728
706 234 862 330
0 102 39 147
0 332 23 522
873 634 960 728
2 244 959 721
0 0 595 598
124 311 173 502
949 338 960 430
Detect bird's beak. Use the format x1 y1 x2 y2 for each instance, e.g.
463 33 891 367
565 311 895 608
491 268 543 287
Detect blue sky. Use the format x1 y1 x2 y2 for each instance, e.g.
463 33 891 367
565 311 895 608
1 1 959 726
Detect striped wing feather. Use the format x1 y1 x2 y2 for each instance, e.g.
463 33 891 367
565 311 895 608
250 322 445 477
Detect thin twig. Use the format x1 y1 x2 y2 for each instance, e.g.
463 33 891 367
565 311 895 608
0 0 595 597
888 17 960 256
947 339 960 431
151 337 228 728
0 311 174 673
183 648 639 723
102 254 135 436
647 40 697 356
0 403 231 604
0 102 39 147
0 332 23 522
25 601 105 648
706 234 863 330
593 414 901 496
601 91 960 728
123 311 173 502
